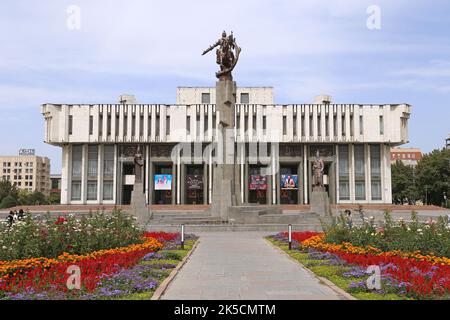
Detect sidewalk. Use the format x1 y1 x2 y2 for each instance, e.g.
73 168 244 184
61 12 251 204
161 232 346 300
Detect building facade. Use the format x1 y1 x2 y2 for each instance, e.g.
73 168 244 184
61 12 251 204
390 147 422 166
0 155 51 196
41 87 411 206
446 135 450 150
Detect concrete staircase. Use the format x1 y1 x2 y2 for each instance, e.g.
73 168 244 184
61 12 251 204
147 207 325 232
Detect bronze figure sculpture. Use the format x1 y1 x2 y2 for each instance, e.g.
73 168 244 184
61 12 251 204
202 30 241 80
313 150 325 190
134 146 144 183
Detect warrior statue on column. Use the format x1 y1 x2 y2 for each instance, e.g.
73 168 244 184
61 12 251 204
313 150 325 190
134 146 144 183
202 30 241 80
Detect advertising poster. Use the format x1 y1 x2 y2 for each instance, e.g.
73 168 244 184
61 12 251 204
186 175 203 190
154 174 172 190
249 175 267 190
281 174 299 190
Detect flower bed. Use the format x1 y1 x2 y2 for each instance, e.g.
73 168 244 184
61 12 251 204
0 210 144 261
0 236 163 295
0 232 197 300
270 231 450 299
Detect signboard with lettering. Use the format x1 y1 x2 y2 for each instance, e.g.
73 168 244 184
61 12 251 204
249 175 267 190
19 149 35 156
186 175 203 190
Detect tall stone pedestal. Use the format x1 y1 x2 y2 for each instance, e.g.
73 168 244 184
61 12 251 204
310 190 331 217
211 79 241 219
130 182 151 225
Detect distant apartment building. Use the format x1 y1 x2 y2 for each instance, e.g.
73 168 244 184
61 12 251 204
391 147 422 166
0 151 51 196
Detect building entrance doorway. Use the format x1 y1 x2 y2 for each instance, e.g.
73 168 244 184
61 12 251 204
154 165 172 205
248 166 268 204
280 164 299 204
185 165 204 205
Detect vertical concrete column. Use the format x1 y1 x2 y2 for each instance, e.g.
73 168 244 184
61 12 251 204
240 143 245 203
329 106 335 142
111 107 117 141
345 105 351 140
335 145 340 203
180 163 185 204
145 144 150 204
337 105 342 140
383 144 392 204
118 105 124 142
113 144 118 205
208 147 213 204
61 145 70 204
303 144 308 204
177 145 181 204
304 106 310 142
203 161 208 204
273 143 279 205
172 161 176 205
244 159 249 203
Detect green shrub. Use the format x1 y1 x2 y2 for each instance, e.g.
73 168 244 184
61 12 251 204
0 195 17 209
0 209 144 261
323 210 450 258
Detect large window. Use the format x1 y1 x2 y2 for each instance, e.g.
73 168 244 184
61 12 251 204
87 145 98 177
103 145 115 201
71 181 81 201
370 145 382 200
354 145 366 200
339 145 350 200
71 145 82 178
87 181 97 200
240 93 249 104
201 93 210 104
103 181 113 200
71 146 81 200
103 145 114 177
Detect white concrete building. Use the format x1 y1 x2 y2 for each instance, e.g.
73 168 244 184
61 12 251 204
41 87 411 206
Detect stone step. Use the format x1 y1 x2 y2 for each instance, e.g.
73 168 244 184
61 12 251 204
152 212 210 218
146 223 324 232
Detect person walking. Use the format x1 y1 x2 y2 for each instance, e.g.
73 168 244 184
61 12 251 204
344 209 353 229
18 209 24 220
6 210 14 226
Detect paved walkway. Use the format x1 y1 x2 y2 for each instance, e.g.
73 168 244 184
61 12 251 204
161 232 345 300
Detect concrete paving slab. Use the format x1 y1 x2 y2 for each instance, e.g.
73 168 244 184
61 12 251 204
161 232 346 300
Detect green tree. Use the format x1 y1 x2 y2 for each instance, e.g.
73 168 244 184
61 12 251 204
0 180 18 203
17 190 49 206
48 192 61 204
415 148 450 206
0 195 17 209
391 160 419 204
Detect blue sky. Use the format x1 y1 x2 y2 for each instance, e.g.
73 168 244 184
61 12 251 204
0 0 449 173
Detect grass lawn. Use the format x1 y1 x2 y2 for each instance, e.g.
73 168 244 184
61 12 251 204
267 238 406 300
